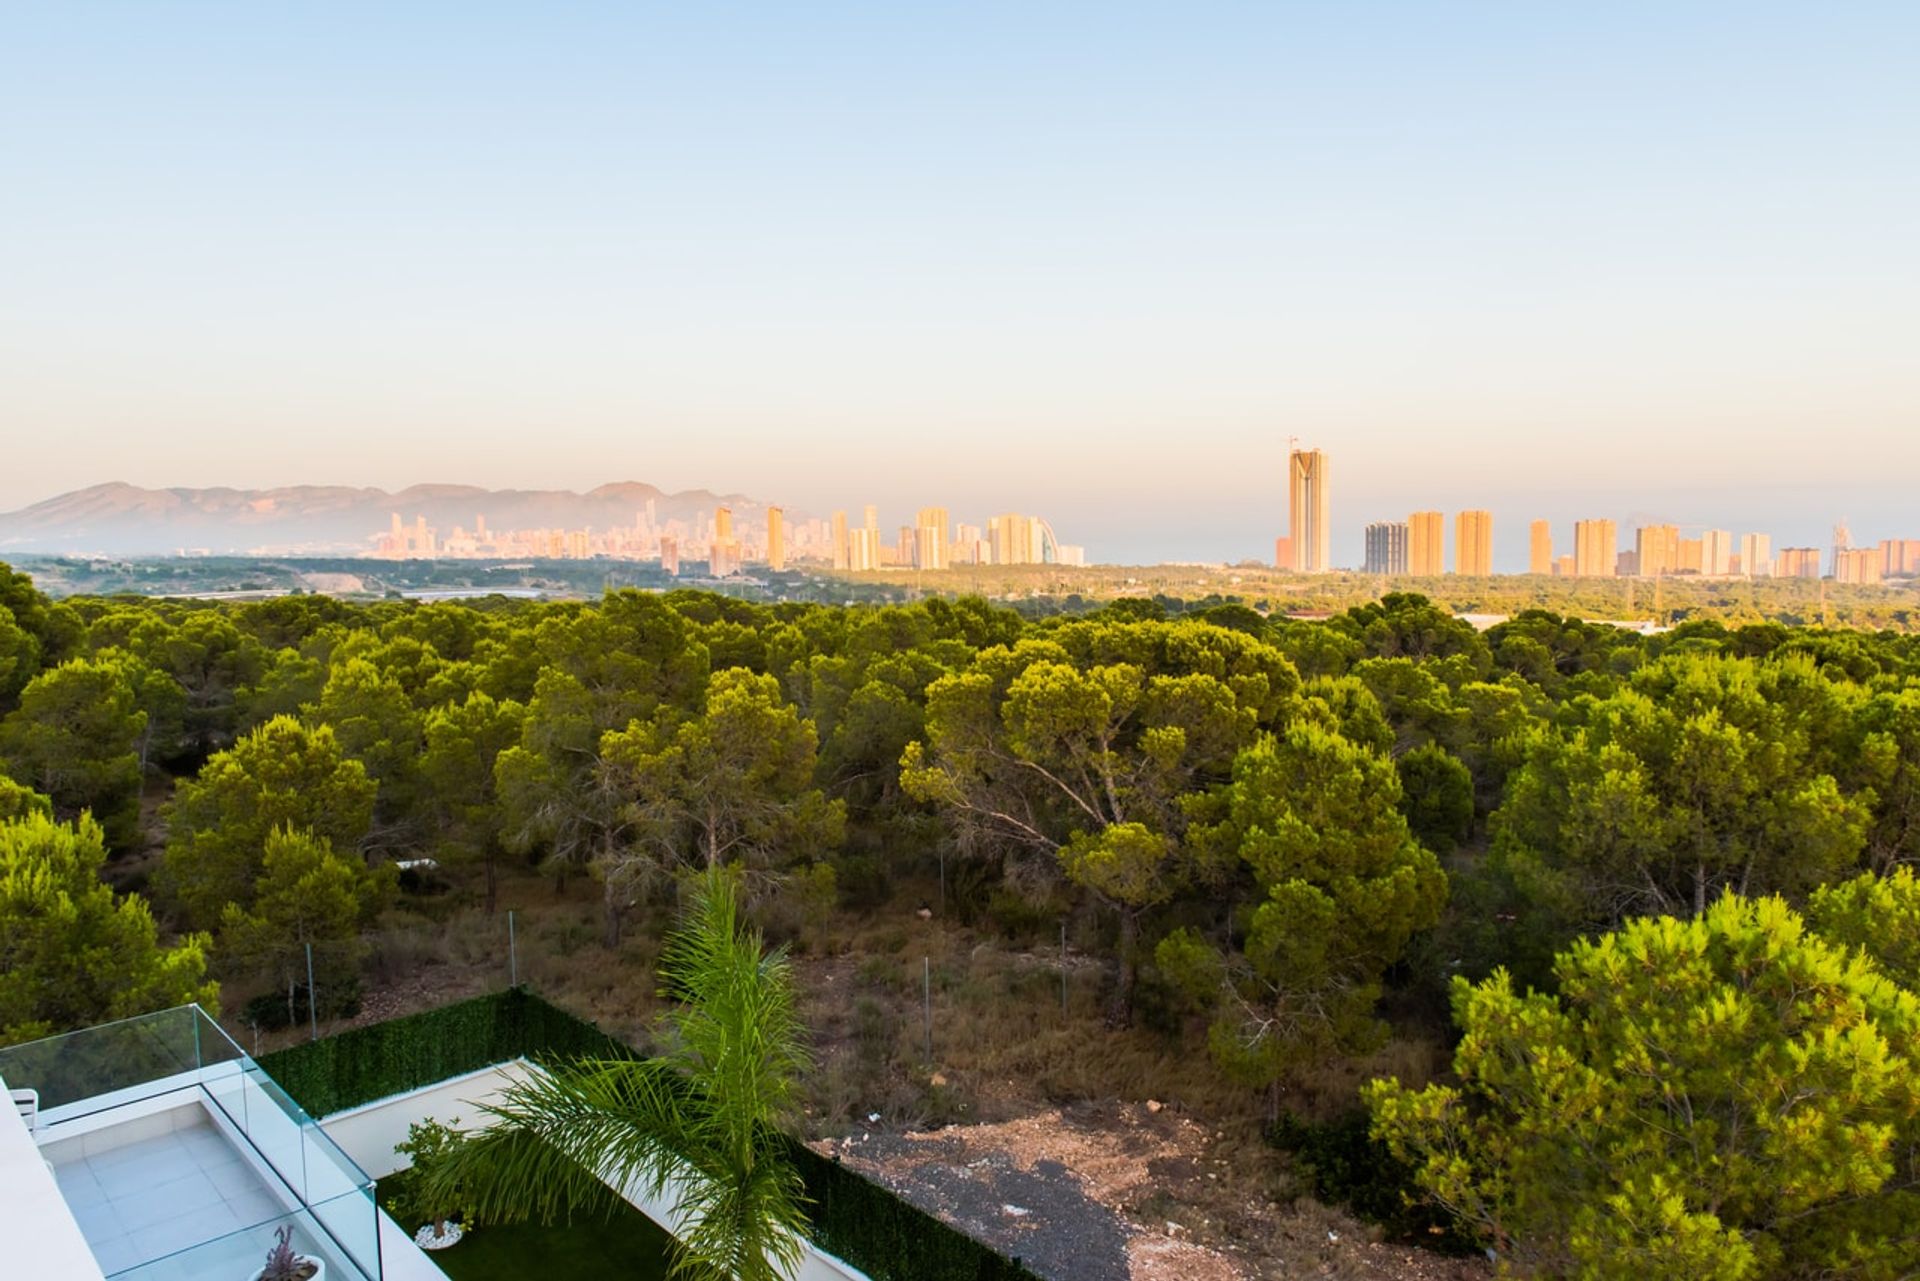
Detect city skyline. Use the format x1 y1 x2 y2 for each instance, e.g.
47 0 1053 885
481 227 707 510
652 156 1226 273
5 7 1917 565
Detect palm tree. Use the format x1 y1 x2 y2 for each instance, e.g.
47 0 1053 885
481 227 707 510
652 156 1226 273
430 871 810 1280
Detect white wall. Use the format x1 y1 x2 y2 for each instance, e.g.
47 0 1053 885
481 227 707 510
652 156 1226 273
317 1061 870 1281
0 1076 106 1281
318 1061 539 1180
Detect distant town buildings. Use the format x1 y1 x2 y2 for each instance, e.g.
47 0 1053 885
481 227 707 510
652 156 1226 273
370 496 1080 574
1574 520 1618 578
1529 520 1553 575
1408 511 1445 576
1777 547 1821 579
766 506 786 572
1364 521 1409 575
1287 447 1331 574
1883 539 1920 577
1636 524 1681 579
915 507 949 571
1455 510 1493 576
1702 529 1735 577
1834 548 1882 585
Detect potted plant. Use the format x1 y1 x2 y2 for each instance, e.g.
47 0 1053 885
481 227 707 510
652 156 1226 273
391 1116 477 1250
248 1225 323 1281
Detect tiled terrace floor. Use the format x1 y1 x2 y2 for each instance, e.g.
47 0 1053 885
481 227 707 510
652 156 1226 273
50 1115 284 1278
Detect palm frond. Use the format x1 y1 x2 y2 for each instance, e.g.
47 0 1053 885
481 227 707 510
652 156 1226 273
429 867 814 1281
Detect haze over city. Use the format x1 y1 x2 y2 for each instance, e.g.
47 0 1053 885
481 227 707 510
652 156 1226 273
5 5 1917 567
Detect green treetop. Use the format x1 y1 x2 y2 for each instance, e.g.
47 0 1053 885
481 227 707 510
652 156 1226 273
0 811 216 1046
1367 891 1920 1280
162 716 377 928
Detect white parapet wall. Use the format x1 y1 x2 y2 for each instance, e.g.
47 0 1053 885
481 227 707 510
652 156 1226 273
317 1060 871 1281
0 1074 106 1281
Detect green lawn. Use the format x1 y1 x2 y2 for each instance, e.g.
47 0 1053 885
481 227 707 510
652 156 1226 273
379 1172 677 1281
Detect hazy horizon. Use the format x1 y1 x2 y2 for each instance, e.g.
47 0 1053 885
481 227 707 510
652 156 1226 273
5 5 1917 569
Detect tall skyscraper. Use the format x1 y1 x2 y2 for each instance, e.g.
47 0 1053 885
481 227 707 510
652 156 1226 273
1702 529 1735 576
1455 510 1493 576
1288 447 1331 574
766 506 786 571
1741 532 1772 578
863 505 879 536
1676 537 1703 574
1529 520 1552 575
1636 524 1680 577
1408 511 1445 576
1574 519 1618 577
915 506 949 571
831 510 849 570
1364 522 1409 575
714 506 733 543
660 536 680 576
848 526 880 571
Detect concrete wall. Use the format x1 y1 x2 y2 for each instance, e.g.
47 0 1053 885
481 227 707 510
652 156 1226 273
0 1076 105 1281
317 1061 870 1281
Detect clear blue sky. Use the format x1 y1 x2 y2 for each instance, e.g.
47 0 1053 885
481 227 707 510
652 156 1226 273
3 3 1916 566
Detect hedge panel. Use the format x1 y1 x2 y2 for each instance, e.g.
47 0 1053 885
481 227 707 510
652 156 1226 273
262 988 1041 1281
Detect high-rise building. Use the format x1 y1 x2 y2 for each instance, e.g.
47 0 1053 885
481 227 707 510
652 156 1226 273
1274 536 1293 572
1676 537 1703 575
1881 538 1920 577
714 507 733 543
567 530 589 560
1288 448 1331 574
831 510 849 570
863 505 879 536
1455 510 1493 576
766 506 786 571
1529 521 1553 575
1407 511 1445 576
1833 522 1855 576
1834 548 1881 585
955 523 985 564
915 506 949 571
1617 549 1640 576
992 513 1036 566
1701 530 1735 576
848 526 880 572
1635 524 1680 577
1777 547 1821 579
660 536 680 576
1574 519 1618 577
896 525 916 566
1364 522 1409 575
1555 554 1575 577
1740 533 1772 578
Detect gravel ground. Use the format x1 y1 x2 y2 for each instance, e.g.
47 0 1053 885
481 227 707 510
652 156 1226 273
818 1104 1489 1281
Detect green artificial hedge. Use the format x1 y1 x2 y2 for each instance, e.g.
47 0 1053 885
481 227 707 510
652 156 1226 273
260 988 1042 1281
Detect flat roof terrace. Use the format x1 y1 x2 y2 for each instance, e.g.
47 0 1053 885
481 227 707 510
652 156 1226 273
0 1006 386 1281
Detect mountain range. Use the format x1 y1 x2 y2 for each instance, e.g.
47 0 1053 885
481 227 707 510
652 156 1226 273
0 482 767 556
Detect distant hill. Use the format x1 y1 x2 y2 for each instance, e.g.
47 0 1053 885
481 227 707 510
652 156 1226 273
0 482 766 555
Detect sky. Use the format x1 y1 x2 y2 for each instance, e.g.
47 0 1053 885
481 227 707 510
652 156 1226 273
3 3 1916 568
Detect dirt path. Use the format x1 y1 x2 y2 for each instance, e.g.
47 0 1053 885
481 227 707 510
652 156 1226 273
817 1103 1487 1281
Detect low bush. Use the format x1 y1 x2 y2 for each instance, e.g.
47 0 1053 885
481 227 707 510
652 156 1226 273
1267 1109 1473 1253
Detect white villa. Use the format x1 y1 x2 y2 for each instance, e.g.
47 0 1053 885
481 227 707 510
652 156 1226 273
0 1004 872 1281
